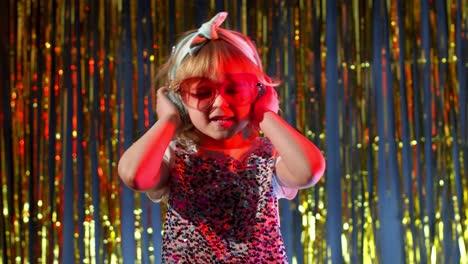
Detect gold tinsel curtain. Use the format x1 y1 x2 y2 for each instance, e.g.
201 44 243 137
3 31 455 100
0 0 467 263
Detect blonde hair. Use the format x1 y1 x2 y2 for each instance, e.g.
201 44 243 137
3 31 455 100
154 30 279 148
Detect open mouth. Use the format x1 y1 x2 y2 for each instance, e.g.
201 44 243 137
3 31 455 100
210 116 235 127
211 116 234 121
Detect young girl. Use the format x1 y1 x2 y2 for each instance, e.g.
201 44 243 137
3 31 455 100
118 12 326 263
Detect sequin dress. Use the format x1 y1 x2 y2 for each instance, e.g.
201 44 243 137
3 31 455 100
161 137 292 263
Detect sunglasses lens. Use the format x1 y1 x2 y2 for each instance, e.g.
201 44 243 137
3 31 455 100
179 78 216 110
223 74 259 106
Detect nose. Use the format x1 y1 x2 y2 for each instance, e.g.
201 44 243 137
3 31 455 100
211 92 230 109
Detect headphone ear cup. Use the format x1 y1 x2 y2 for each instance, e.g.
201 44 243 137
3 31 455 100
257 83 265 98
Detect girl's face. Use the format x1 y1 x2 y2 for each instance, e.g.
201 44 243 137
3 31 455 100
182 65 259 148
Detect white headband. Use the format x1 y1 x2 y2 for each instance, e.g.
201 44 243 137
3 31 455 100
170 12 261 80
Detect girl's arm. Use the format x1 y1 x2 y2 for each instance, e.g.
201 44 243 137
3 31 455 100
118 88 181 192
254 86 325 189
259 112 325 188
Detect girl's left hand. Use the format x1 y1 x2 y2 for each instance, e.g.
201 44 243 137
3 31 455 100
251 85 279 126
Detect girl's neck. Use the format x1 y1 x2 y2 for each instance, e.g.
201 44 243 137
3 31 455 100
197 129 257 150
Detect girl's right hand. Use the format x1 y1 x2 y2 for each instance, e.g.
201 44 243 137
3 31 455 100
156 87 183 130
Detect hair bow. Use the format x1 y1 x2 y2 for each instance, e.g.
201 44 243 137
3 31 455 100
170 12 261 80
189 12 227 54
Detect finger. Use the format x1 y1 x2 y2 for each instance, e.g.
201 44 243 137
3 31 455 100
156 87 175 106
157 86 169 96
265 86 278 98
